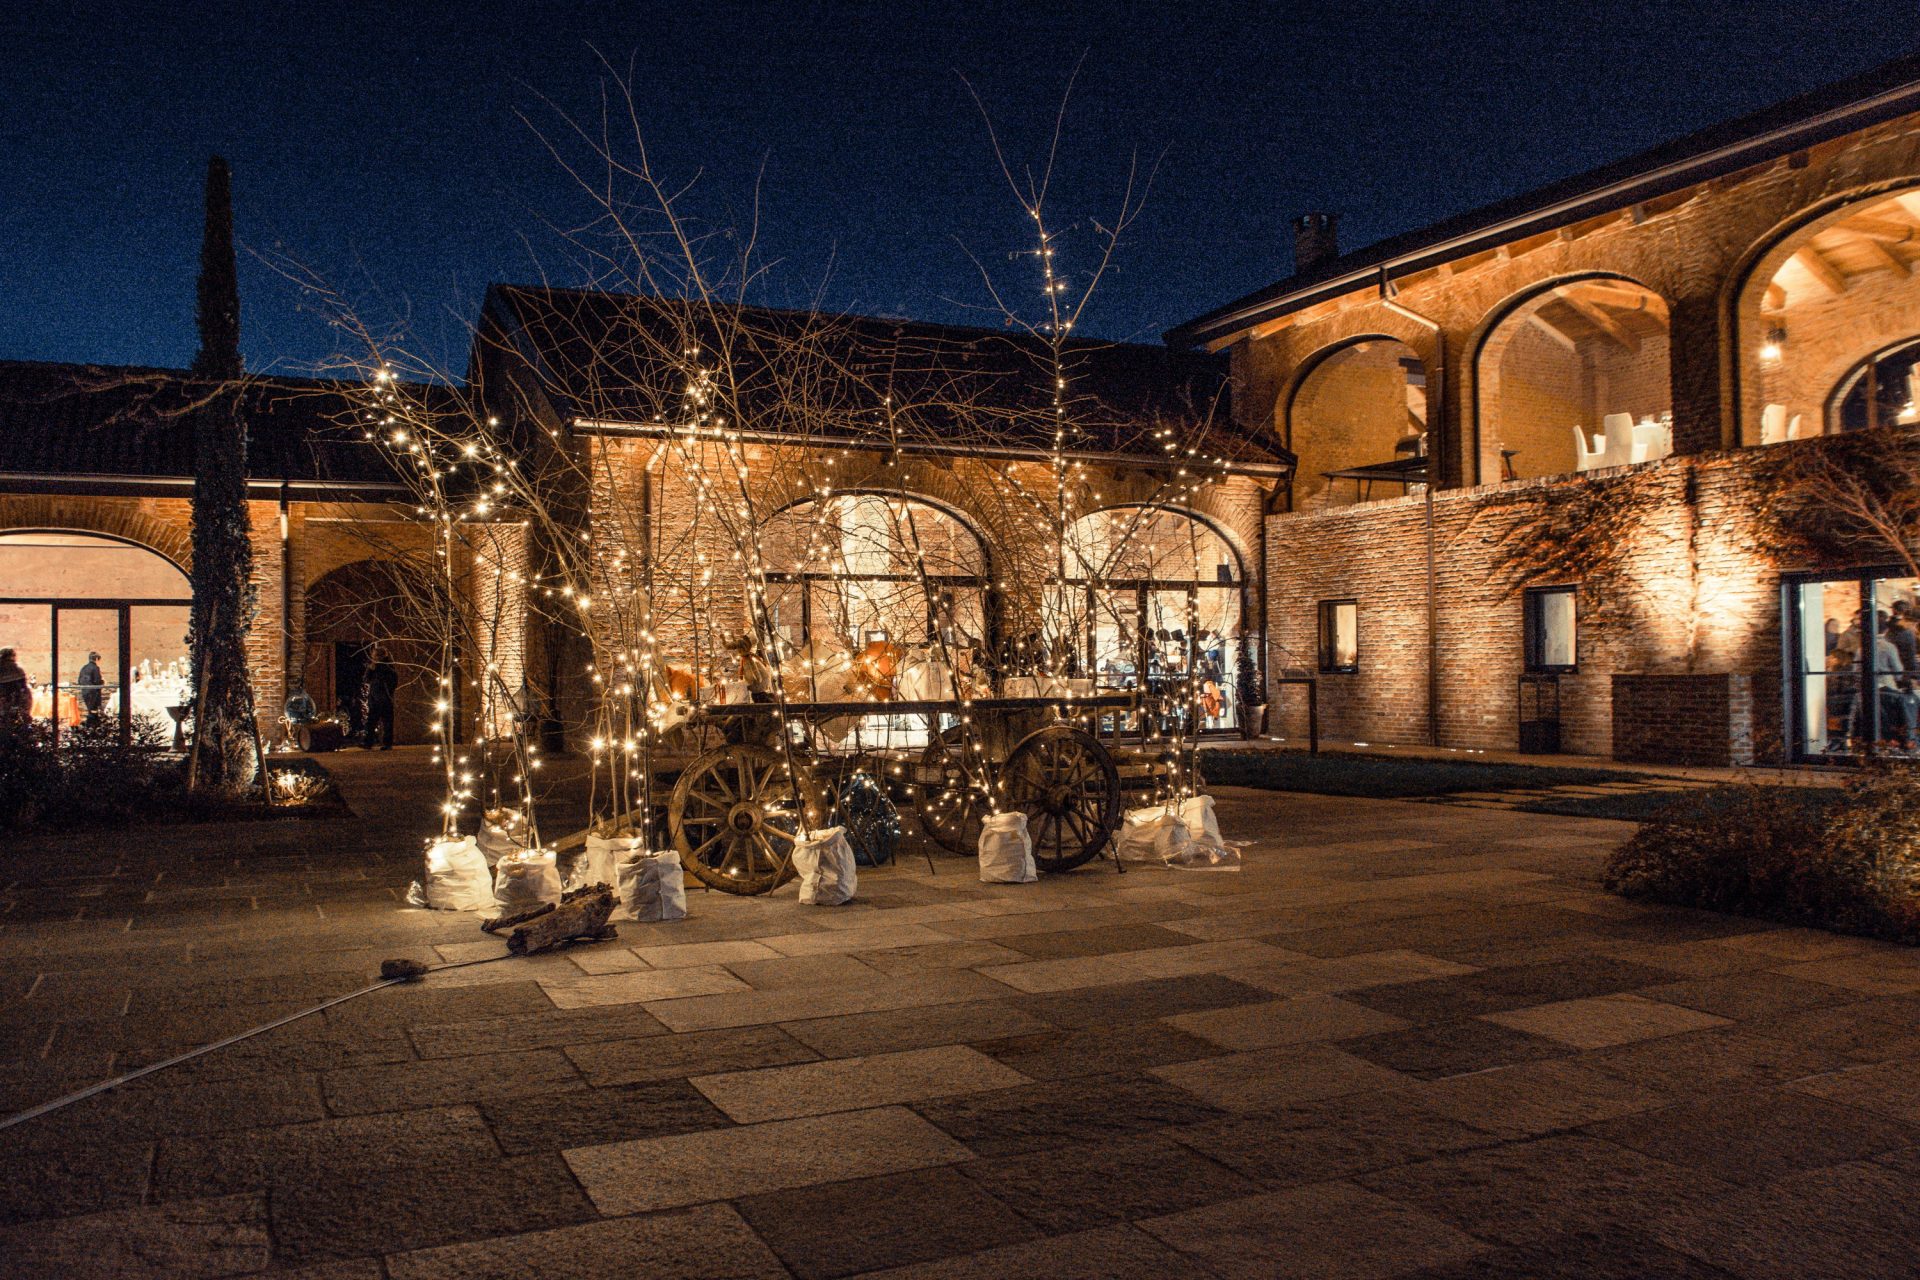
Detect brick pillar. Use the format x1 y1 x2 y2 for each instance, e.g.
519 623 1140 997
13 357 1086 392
1667 289 1726 455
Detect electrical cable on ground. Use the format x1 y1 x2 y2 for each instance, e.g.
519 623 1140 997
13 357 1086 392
0 952 512 1133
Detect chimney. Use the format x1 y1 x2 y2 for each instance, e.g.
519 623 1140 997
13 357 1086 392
191 156 242 380
1292 212 1339 276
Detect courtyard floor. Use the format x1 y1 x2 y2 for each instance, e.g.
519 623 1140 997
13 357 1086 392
4 750 1920 1279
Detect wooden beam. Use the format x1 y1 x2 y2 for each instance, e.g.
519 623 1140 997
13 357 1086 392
1794 246 1849 297
1895 191 1920 223
1840 213 1919 243
1553 290 1640 353
1578 281 1657 310
1858 235 1912 279
1527 313 1577 352
1764 282 1787 312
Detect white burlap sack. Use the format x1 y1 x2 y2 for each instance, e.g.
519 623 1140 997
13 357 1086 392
476 808 529 867
1113 806 1193 864
577 831 643 892
618 849 688 922
1179 794 1225 854
977 812 1037 883
793 827 858 905
895 653 953 702
493 848 561 910
420 836 494 912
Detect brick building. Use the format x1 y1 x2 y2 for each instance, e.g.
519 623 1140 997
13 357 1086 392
1170 53 1920 766
0 363 520 746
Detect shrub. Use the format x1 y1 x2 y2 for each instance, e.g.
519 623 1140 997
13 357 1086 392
0 714 189 831
1604 770 1919 944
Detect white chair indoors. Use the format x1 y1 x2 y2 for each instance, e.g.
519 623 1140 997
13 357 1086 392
1573 425 1604 471
1787 412 1805 441
1601 413 1637 466
1760 402 1789 445
1632 418 1674 463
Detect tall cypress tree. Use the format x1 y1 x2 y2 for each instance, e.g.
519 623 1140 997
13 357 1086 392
187 155 258 791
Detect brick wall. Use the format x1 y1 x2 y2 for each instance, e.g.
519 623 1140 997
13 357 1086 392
1612 673 1755 767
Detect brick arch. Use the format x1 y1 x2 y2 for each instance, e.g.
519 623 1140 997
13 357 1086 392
1725 177 1920 446
1280 334 1429 509
1466 271 1672 484
0 495 193 573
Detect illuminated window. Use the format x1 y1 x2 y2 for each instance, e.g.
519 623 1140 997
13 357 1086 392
1317 600 1358 673
1830 336 1920 434
1524 586 1578 673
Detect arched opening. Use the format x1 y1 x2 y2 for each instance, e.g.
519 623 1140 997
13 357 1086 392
1285 337 1429 508
0 529 193 743
1477 277 1672 479
759 492 990 653
1738 186 1920 443
1059 505 1247 732
302 559 444 745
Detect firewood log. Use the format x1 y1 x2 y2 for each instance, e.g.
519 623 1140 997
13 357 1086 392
507 884 618 955
480 902 555 935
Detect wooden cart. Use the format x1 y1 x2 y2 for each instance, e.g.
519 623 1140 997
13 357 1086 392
665 693 1140 895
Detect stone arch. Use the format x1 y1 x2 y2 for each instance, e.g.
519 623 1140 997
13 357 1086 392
1470 272 1672 482
1728 178 1920 445
0 495 193 573
301 556 445 744
1282 335 1430 508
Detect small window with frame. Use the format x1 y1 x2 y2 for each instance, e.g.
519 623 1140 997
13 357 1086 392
1317 599 1358 673
1524 585 1578 673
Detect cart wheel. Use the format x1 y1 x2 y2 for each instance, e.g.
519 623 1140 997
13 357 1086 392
1001 725 1121 873
919 726 986 856
670 743 803 895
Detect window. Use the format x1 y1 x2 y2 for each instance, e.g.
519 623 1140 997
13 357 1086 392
1524 586 1578 672
1317 600 1358 673
1829 336 1920 435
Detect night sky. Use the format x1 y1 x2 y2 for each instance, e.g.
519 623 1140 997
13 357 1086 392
0 2 1900 377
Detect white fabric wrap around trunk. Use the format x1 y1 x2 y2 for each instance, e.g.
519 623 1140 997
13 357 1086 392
1114 807 1194 863
617 849 688 922
977 812 1037 883
476 809 529 867
579 831 643 893
422 836 495 912
492 848 562 910
793 826 858 905
1178 794 1227 856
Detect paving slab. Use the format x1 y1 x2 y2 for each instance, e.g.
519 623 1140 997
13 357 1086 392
1166 994 1410 1050
565 1105 971 1215
781 999 1053 1060
1138 1181 1488 1280
1586 1088 1920 1185
321 1047 583 1115
1169 1089 1497 1186
841 1223 1214 1279
691 1043 1030 1123
384 1203 788 1280
1481 993 1732 1049
914 1073 1229 1157
974 1020 1223 1080
955 1132 1258 1234
565 1023 819 1086
1151 1043 1411 1112
0 1192 271 1278
1650 1160 1920 1280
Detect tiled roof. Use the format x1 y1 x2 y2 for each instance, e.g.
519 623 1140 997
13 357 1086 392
1171 51 1920 347
482 285 1285 468
0 360 434 489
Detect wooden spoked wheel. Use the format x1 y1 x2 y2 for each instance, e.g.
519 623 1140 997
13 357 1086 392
918 725 987 856
1000 725 1121 873
670 743 804 895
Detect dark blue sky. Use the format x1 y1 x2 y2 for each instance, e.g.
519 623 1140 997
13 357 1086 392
0 1 1899 376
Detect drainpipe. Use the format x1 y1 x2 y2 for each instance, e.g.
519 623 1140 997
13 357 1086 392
279 481 293 712
1379 269 1445 747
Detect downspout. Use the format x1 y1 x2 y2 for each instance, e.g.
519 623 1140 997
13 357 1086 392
1380 270 1445 748
279 481 293 713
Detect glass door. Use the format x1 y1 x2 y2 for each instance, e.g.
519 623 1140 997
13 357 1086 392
51 606 123 745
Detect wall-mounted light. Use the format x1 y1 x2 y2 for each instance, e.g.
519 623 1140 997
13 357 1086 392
1759 326 1788 362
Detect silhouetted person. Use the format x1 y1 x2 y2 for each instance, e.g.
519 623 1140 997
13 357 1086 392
360 649 398 750
77 651 105 724
0 648 30 724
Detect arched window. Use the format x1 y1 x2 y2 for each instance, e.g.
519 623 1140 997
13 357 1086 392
1737 187 1920 445
1059 506 1246 732
1477 277 1671 480
1828 336 1920 434
1287 337 1429 508
759 494 989 653
0 530 192 744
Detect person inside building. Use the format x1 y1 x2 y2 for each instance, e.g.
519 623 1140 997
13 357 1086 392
0 648 30 724
1890 599 1919 674
1873 614 1917 747
360 647 398 750
76 651 105 725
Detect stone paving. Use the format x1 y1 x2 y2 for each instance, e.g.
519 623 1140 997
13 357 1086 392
4 749 1920 1278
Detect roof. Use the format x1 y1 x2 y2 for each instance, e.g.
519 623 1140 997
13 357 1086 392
481 285 1285 470
0 360 436 494
1169 51 1920 349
